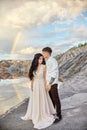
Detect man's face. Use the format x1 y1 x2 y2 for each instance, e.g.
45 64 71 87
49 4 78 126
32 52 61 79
42 51 48 59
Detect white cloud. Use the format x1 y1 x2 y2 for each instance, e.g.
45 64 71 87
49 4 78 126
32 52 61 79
66 25 87 42
0 0 87 29
17 47 41 54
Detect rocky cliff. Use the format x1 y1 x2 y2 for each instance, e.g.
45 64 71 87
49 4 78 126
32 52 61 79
56 44 87 79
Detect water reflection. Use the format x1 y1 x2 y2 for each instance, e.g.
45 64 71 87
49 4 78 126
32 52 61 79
0 78 31 116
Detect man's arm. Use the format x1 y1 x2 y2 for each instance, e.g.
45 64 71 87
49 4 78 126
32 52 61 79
49 77 55 85
46 58 58 91
48 58 58 85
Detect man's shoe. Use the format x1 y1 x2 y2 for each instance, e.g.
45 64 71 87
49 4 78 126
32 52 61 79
53 119 60 124
58 115 62 120
53 115 62 124
54 115 62 120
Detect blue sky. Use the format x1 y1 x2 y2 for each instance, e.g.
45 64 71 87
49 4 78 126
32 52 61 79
0 0 87 59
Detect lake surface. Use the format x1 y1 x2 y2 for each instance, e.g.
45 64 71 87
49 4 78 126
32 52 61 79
0 78 31 116
0 53 32 61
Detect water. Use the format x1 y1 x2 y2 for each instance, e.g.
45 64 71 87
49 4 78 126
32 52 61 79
0 78 31 116
0 53 32 61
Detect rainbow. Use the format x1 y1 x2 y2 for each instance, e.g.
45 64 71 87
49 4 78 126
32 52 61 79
11 31 22 54
11 31 23 101
13 84 23 101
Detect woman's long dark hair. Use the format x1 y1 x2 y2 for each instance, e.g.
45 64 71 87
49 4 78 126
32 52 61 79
29 53 45 80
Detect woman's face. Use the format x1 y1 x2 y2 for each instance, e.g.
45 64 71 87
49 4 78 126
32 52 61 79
38 56 43 64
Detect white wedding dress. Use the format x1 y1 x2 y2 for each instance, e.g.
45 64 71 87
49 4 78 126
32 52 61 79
21 65 56 129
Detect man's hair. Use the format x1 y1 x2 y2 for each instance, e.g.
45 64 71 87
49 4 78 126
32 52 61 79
42 47 52 54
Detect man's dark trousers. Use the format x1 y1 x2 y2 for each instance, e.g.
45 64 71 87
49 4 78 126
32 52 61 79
49 84 61 117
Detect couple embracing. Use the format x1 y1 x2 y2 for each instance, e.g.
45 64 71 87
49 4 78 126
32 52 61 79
21 47 62 129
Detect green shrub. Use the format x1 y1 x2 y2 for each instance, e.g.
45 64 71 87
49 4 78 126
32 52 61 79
78 42 87 47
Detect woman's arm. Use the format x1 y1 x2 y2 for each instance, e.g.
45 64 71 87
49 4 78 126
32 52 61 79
43 66 51 92
30 78 34 91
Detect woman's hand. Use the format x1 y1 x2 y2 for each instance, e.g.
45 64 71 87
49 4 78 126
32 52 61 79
31 85 33 91
46 84 51 92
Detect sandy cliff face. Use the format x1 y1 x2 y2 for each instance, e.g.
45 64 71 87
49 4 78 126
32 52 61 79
0 60 31 79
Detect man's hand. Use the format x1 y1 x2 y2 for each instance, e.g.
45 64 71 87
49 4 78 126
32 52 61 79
46 84 51 92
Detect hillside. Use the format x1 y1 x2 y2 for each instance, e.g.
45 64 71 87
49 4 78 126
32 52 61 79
56 44 87 66
56 44 87 79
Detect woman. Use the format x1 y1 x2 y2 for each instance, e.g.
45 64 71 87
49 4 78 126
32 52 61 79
21 53 56 129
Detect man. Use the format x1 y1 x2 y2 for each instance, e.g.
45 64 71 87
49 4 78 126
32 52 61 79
42 47 62 122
